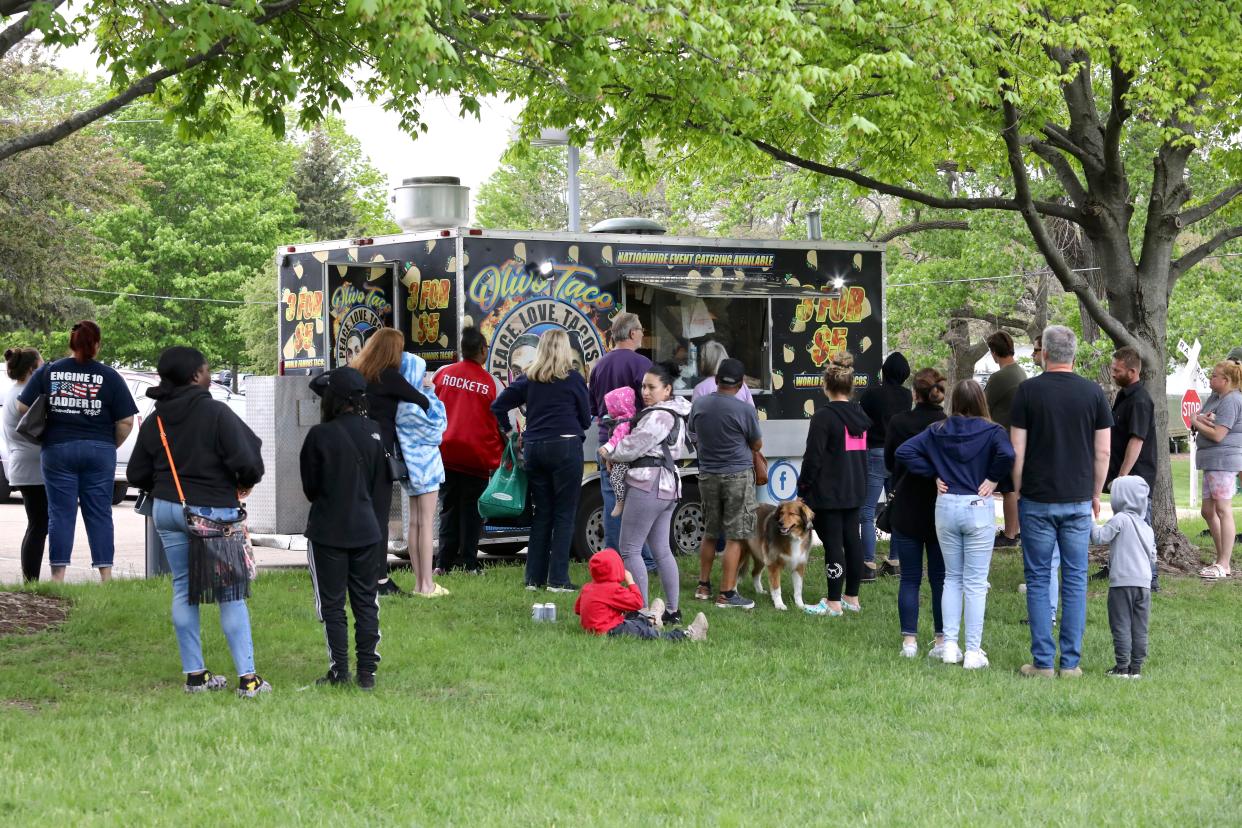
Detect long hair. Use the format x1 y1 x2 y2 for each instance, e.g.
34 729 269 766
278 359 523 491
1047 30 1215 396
950 379 991 420
823 351 855 397
526 329 576 383
69 320 101 364
353 327 404 384
700 340 729 378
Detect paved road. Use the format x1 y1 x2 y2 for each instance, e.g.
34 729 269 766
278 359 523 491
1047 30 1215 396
0 498 310 585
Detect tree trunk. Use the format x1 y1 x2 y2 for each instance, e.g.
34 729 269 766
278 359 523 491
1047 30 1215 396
942 317 989 383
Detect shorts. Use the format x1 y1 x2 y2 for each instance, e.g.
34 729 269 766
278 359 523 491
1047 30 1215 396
699 470 757 541
1203 470 1238 501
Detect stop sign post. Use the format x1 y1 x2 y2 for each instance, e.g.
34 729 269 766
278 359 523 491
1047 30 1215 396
1181 388 1202 430
1183 388 1202 508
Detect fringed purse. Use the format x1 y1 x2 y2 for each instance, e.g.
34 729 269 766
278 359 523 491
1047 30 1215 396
158 416 254 605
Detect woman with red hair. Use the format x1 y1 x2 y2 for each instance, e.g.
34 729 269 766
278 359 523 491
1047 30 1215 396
17 321 137 582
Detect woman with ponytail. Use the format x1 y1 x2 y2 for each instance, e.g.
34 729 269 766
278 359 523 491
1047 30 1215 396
16 321 137 582
127 346 270 696
3 347 47 580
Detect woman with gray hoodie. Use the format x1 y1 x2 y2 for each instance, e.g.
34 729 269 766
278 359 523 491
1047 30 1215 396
598 361 693 624
896 380 1014 669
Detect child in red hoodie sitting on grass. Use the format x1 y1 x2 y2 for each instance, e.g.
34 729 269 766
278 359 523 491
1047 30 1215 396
575 548 709 641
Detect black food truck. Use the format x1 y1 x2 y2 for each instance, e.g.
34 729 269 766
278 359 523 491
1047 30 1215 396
275 225 885 559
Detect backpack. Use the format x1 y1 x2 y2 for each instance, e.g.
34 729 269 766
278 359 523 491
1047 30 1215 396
627 405 694 473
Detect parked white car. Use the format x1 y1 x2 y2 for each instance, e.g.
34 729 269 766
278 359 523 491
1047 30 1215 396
112 372 247 503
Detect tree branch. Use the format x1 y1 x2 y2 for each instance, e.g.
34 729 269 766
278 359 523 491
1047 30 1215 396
875 219 969 243
0 0 67 63
0 0 301 163
1171 224 1242 277
1102 49 1132 182
747 137 1084 223
1177 182 1242 227
998 73 1135 349
1026 138 1087 204
948 306 1029 331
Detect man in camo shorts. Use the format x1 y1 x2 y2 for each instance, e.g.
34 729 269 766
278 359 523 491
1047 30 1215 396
688 358 763 609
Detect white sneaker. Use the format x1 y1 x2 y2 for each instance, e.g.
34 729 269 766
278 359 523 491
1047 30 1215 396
962 649 990 670
941 640 963 664
900 640 918 658
927 641 946 660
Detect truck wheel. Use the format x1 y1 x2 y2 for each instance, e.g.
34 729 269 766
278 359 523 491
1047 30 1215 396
112 482 128 505
669 478 704 557
572 483 605 562
0 465 11 503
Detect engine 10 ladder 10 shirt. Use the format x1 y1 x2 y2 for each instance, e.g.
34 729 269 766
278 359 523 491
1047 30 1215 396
18 358 137 446
1010 371 1113 503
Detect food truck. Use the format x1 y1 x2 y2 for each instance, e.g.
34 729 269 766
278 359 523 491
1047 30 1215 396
272 218 885 559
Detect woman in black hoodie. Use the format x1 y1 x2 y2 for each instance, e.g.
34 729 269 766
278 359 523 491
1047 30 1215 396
884 368 948 659
859 351 912 579
798 353 873 616
127 347 270 698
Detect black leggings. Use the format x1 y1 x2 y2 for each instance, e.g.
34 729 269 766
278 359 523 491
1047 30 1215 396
18 485 49 582
814 507 863 601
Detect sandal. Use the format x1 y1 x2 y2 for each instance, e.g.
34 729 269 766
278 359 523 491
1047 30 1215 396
1200 564 1231 580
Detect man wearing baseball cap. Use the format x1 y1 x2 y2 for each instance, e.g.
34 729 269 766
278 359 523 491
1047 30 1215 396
688 357 763 609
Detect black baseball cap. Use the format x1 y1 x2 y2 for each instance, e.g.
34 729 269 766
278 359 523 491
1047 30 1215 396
716 358 745 387
327 366 368 396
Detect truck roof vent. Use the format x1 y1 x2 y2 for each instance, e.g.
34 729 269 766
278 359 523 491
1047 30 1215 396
588 217 667 235
392 176 470 232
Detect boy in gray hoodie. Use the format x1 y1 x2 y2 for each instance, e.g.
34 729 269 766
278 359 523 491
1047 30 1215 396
1090 475 1156 678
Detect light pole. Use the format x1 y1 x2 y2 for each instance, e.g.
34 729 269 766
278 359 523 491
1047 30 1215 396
519 127 582 232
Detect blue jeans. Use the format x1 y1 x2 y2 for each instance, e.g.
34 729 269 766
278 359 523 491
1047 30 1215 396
1048 543 1061 622
1020 499 1092 669
153 498 255 676
42 440 116 568
935 494 995 652
860 448 889 564
892 531 944 637
600 474 655 570
525 438 583 588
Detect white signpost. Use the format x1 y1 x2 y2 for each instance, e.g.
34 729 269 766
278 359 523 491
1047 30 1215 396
1176 339 1207 509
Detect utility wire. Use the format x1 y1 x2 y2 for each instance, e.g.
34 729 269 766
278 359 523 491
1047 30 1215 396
71 287 277 306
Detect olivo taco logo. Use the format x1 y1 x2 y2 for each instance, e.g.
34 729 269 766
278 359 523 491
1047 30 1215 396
330 283 392 367
486 299 605 385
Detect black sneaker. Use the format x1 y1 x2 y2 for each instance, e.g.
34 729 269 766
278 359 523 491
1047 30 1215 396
237 674 272 698
377 578 405 597
316 669 352 687
546 583 579 593
714 590 755 609
357 672 376 691
1128 665 1143 679
662 608 683 626
993 532 1020 548
860 564 878 583
1091 565 1110 581
1105 665 1130 678
184 670 228 694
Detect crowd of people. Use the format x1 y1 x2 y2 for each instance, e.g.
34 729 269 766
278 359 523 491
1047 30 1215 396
7 315 1242 690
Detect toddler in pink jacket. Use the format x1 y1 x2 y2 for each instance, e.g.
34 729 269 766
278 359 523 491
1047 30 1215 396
602 386 637 517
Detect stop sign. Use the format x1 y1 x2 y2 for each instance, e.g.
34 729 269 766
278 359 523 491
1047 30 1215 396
1182 388 1202 430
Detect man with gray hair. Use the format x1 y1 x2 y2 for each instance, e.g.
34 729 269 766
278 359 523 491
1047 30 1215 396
1010 325 1113 678
588 312 653 559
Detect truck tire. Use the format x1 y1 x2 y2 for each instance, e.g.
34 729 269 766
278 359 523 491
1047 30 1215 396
572 483 604 562
112 482 128 505
0 465 11 503
669 478 704 557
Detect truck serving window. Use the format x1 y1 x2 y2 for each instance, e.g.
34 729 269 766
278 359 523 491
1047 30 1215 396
625 273 840 396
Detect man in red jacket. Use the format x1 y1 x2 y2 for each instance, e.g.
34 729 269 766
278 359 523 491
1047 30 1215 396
433 327 504 573
575 549 708 640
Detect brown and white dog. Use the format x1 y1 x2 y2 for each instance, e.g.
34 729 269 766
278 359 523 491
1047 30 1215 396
740 500 816 611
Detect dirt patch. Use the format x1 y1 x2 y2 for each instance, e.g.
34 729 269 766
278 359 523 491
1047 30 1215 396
0 592 70 636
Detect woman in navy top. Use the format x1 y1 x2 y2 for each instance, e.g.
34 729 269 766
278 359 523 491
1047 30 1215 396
492 329 591 591
17 321 138 582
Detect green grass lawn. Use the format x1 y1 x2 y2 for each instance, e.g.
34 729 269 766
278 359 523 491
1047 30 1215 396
2 522 1239 825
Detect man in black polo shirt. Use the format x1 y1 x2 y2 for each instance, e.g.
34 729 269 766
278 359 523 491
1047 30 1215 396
1098 345 1159 588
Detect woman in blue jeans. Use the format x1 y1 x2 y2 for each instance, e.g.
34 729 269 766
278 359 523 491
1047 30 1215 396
884 368 948 658
16 321 137 583
492 329 592 592
127 347 270 697
897 380 1014 670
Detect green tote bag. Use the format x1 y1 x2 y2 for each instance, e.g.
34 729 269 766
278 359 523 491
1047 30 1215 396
478 433 528 519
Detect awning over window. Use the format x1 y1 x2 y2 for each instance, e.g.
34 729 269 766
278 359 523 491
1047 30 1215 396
624 272 841 299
